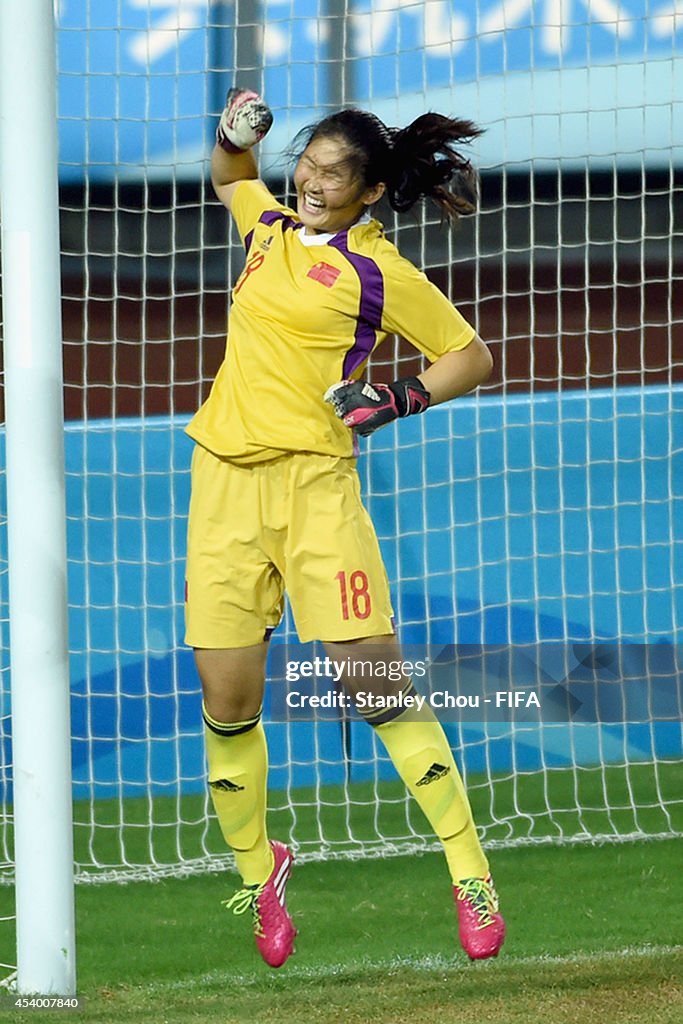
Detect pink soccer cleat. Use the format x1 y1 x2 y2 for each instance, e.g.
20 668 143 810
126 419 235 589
224 840 297 968
453 874 506 960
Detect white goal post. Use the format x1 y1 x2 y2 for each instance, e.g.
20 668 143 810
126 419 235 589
0 0 76 996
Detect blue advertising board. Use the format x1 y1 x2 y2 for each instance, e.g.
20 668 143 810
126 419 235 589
2 384 681 798
56 2 682 177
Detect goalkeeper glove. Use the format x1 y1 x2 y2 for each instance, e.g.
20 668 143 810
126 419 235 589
216 88 273 153
324 377 431 437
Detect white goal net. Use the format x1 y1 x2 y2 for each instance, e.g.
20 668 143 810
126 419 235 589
1 0 681 934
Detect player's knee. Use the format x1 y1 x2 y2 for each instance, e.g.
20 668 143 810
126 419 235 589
194 645 266 722
203 703 262 739
203 692 262 724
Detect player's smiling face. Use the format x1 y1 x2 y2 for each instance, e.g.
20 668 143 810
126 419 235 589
294 135 385 236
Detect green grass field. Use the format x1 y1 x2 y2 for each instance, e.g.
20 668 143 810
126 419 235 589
5 839 680 1024
2 762 682 1023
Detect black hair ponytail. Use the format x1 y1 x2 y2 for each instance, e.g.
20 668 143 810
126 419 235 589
386 114 483 221
292 108 483 223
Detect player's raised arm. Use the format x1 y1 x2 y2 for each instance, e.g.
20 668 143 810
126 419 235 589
211 88 273 211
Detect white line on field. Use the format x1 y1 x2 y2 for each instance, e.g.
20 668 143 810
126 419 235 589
147 943 683 994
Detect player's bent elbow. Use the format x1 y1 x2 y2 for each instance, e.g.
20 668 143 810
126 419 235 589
468 335 494 386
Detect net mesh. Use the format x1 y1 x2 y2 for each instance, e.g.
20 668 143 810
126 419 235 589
0 2 681 911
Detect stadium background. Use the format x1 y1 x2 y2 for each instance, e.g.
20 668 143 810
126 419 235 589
8 0 682 422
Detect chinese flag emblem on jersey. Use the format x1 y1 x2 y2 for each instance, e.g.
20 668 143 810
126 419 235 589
307 261 341 287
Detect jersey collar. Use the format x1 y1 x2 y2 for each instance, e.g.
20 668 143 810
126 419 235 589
297 209 372 247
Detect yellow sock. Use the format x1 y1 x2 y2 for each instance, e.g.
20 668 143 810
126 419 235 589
374 708 489 882
203 708 273 886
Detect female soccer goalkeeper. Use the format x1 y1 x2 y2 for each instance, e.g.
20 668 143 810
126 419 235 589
185 88 505 969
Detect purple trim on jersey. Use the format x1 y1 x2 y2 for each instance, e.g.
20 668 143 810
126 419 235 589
328 231 384 379
259 209 302 233
245 210 301 254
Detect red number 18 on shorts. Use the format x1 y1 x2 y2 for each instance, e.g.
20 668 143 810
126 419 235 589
335 570 372 620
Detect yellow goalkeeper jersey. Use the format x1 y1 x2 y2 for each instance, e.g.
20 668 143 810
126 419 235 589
186 179 475 462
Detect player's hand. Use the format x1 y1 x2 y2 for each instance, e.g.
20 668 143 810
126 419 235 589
216 88 273 153
324 377 430 437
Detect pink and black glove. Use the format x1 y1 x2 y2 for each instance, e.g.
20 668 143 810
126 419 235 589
324 377 431 437
216 88 273 153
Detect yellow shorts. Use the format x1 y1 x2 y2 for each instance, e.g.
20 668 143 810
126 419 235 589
184 446 395 648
